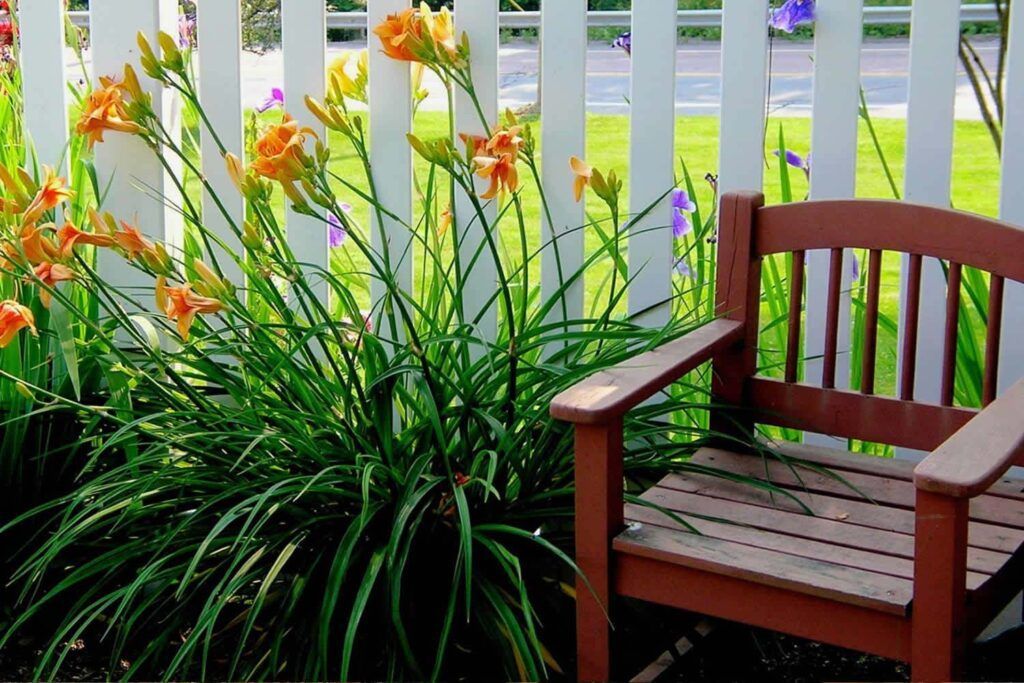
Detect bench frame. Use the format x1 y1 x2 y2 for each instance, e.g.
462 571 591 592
552 192 1024 682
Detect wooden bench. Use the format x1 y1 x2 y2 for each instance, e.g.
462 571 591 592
552 192 1024 682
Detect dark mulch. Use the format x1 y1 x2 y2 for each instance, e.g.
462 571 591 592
650 619 1024 683
606 597 1024 682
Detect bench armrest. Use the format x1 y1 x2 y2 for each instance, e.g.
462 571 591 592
549 319 744 425
914 378 1024 498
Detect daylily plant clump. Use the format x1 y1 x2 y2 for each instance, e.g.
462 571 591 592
0 5 726 682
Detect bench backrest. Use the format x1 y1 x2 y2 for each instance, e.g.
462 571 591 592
713 191 1024 452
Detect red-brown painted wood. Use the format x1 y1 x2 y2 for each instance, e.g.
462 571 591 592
941 262 963 406
900 253 924 401
984 274 1005 406
710 192 763 441
550 319 743 424
861 249 883 394
574 421 623 682
614 554 912 662
745 376 976 451
822 248 844 389
756 199 1024 283
785 250 805 384
550 193 1024 681
915 378 1024 498
912 490 969 682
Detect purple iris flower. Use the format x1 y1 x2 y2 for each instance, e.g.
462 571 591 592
770 0 816 33
851 253 861 281
673 210 692 238
256 87 285 114
328 203 352 248
674 257 693 279
672 189 697 213
178 14 196 48
671 189 696 238
612 31 631 55
774 148 811 180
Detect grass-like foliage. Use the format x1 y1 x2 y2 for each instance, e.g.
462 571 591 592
0 12 736 681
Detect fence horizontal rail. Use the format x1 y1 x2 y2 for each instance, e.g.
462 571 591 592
65 4 1000 32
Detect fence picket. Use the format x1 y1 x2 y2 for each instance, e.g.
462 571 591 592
91 0 181 294
540 0 587 325
197 0 245 293
282 0 328 305
18 0 69 176
1000 1 1024 391
718 0 769 196
898 0 961 407
804 0 864 411
627 0 677 326
368 0 413 341
454 0 499 340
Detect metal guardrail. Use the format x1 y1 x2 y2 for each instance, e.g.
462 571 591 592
65 4 1000 31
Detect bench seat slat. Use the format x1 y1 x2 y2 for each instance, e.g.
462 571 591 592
633 487 1009 576
689 448 1024 529
614 522 914 615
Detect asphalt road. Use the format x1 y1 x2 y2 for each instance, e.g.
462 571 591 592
68 37 1000 120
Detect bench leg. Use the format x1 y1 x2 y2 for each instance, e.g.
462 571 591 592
912 489 969 683
575 421 623 683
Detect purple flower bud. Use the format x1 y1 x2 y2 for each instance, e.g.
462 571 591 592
256 88 285 114
328 204 352 248
773 148 811 179
851 252 861 281
769 0 816 34
674 257 693 279
611 31 631 56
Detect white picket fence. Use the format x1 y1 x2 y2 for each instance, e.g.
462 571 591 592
15 0 1024 401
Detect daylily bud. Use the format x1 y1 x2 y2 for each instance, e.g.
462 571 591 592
305 95 337 130
193 259 223 292
589 168 611 203
407 134 434 162
156 31 184 72
137 31 162 80
122 64 145 101
141 242 173 276
241 221 264 251
224 153 246 195
280 180 310 211
88 208 118 236
14 382 34 401
16 167 36 195
301 179 332 209
315 140 331 165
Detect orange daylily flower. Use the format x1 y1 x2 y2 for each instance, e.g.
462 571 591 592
420 2 457 57
0 300 36 348
485 126 524 158
570 156 592 203
13 223 60 265
459 132 489 158
32 262 75 308
56 221 116 258
250 115 313 183
473 153 519 200
155 276 225 341
113 221 155 258
373 8 424 63
22 166 75 224
327 50 368 103
438 206 453 237
75 76 143 149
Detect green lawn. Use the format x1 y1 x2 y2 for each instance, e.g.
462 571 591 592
218 109 999 401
